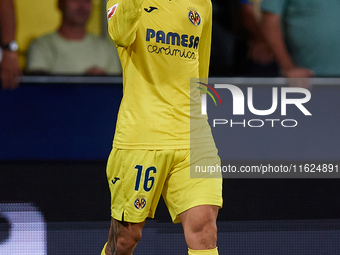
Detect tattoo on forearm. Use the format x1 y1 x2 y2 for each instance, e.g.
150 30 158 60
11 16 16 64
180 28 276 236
106 219 123 255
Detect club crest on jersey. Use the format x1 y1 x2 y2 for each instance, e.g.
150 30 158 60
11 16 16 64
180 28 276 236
134 197 146 210
107 3 118 21
188 8 201 26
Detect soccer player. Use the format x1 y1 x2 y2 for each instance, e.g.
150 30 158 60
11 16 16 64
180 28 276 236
102 0 222 254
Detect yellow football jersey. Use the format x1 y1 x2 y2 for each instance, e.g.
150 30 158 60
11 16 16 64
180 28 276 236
107 0 215 149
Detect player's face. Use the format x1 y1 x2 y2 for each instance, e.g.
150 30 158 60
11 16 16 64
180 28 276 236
61 0 92 27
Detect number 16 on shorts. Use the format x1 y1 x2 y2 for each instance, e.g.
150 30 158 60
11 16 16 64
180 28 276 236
134 165 157 192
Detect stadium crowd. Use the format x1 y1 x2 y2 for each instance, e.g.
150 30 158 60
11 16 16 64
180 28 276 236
1 0 340 89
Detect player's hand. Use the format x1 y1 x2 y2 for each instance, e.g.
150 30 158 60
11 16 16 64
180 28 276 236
1 50 22 90
283 66 314 90
85 67 107 76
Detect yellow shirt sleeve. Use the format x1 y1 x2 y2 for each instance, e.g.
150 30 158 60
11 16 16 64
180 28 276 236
107 0 144 47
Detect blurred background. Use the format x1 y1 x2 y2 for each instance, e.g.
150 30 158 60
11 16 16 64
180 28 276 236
14 0 103 68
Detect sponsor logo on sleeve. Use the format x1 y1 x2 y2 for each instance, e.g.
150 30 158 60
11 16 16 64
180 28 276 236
107 3 118 21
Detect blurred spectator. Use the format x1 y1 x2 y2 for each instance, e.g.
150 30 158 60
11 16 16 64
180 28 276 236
27 0 121 76
261 0 340 79
239 0 278 77
209 0 239 77
0 0 22 89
